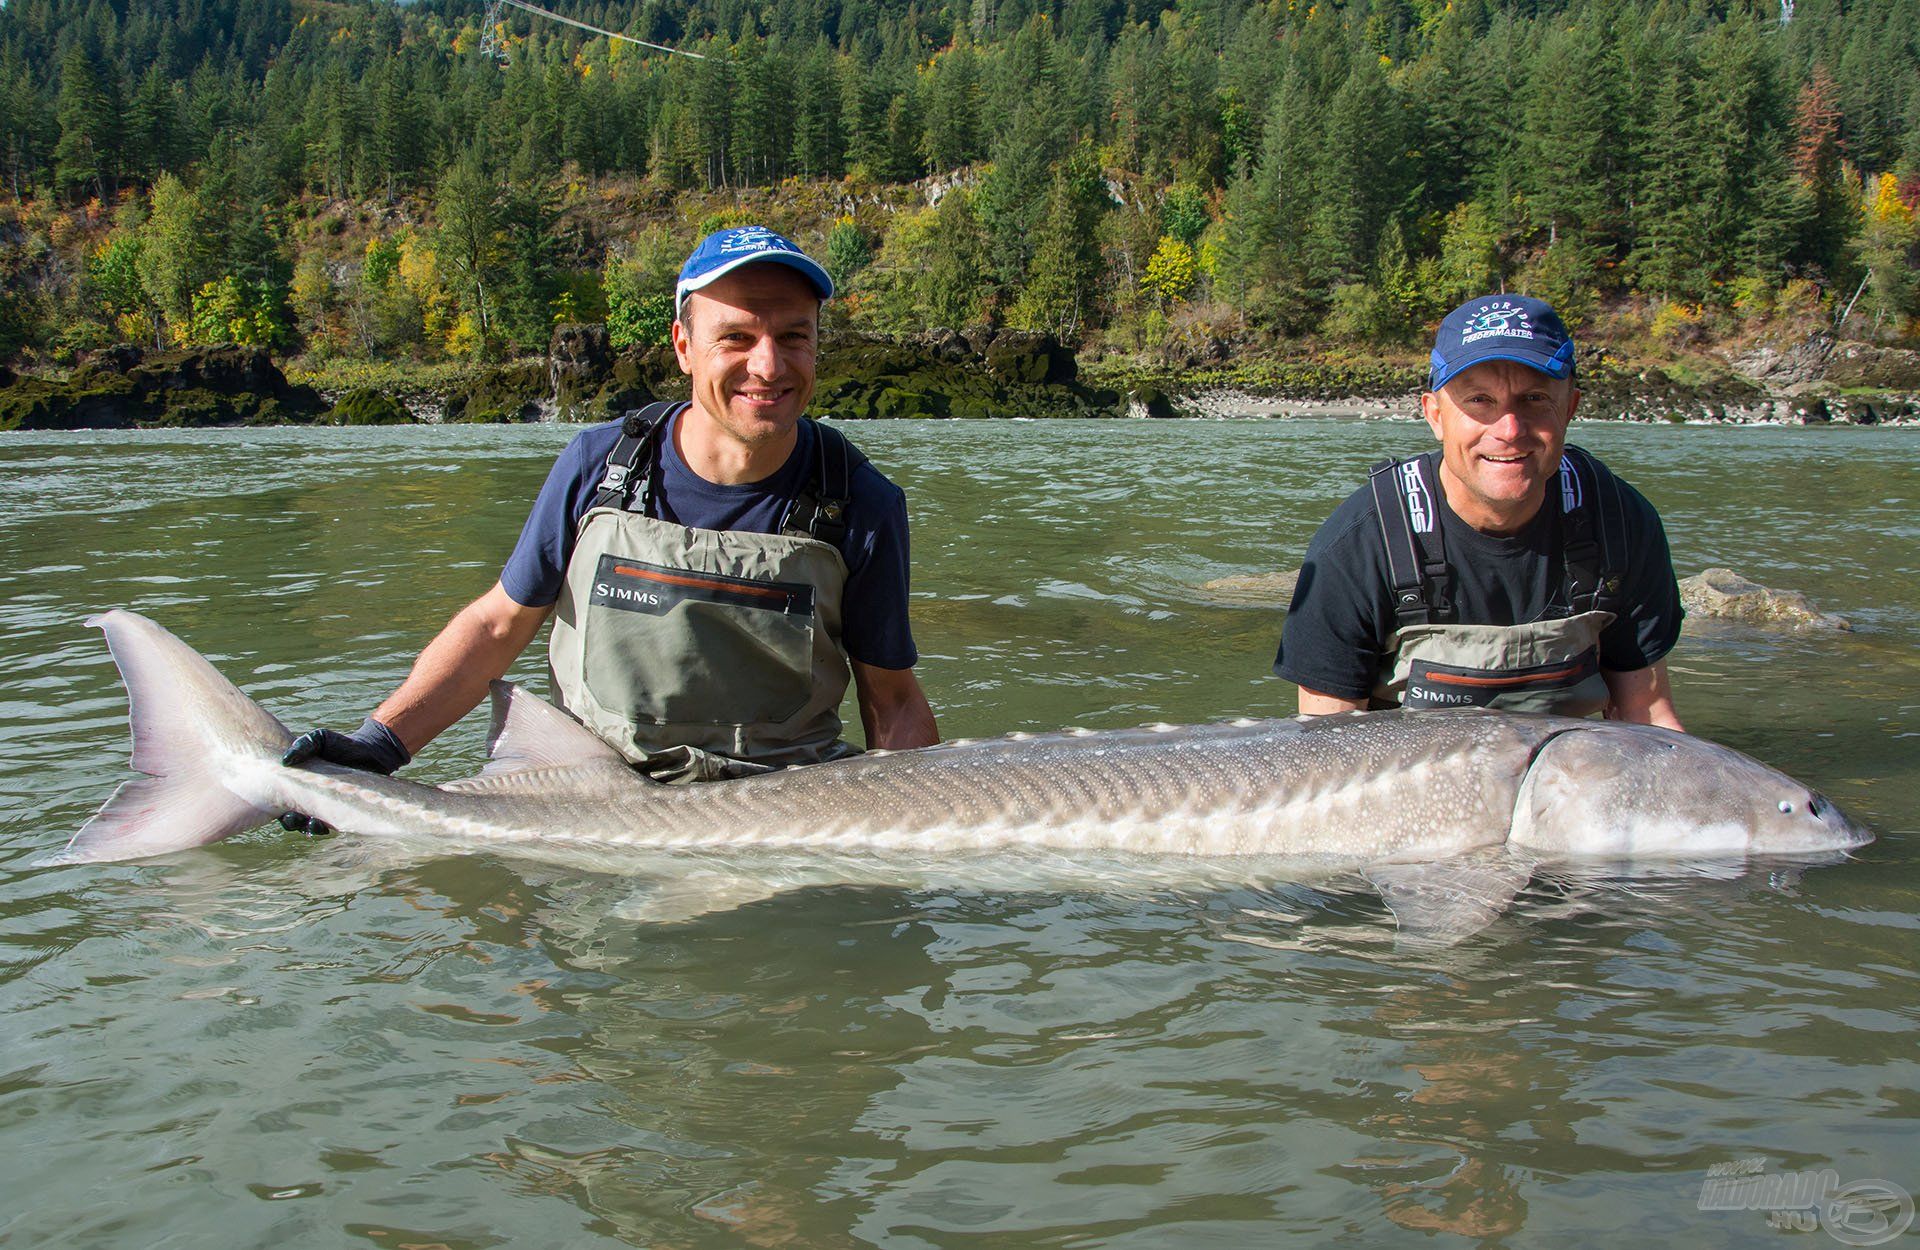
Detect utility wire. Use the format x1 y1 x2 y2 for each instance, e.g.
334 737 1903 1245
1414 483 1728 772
494 0 706 59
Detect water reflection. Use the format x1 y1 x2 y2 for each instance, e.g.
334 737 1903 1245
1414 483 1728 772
0 421 1915 1246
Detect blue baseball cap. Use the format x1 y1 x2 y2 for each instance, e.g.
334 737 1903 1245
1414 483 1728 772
1429 294 1576 391
674 225 833 315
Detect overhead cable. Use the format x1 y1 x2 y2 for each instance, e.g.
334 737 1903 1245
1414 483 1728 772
495 0 706 59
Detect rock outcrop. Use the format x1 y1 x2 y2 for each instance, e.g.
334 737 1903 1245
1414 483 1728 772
1822 341 1920 391
1727 333 1834 389
813 331 1118 420
0 346 327 430
1680 568 1852 631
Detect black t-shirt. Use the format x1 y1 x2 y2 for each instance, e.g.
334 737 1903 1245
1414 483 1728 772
1274 450 1684 701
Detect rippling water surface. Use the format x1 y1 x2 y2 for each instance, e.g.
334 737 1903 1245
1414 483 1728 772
2 419 1915 1247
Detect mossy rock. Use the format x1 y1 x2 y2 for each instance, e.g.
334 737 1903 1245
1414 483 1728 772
442 361 548 423
149 391 243 427
869 386 950 419
982 331 1075 385
328 387 410 425
1130 386 1178 418
0 347 325 428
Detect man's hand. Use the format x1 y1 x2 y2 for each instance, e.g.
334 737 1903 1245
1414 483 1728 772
278 717 411 835
1601 660 1683 731
851 660 939 750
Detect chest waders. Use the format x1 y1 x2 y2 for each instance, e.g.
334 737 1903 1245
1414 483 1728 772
1367 446 1627 717
548 402 866 784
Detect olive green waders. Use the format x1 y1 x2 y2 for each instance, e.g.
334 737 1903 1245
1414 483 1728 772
549 405 864 783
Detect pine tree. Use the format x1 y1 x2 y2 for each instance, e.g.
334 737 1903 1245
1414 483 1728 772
922 37 983 173
1793 64 1853 277
1008 145 1109 337
1520 19 1620 252
791 41 844 179
125 65 180 185
53 43 119 200
436 155 505 340
1304 52 1403 290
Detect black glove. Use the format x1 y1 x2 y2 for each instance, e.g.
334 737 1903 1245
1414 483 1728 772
278 717 411 835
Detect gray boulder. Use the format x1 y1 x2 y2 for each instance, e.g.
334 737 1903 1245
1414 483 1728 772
1680 568 1851 631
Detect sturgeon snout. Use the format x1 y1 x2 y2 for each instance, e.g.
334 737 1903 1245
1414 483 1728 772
1509 722 1872 858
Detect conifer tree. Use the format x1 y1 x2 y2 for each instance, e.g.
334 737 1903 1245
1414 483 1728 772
1008 144 1108 337
1793 64 1853 277
53 43 119 200
922 36 984 173
1305 52 1403 290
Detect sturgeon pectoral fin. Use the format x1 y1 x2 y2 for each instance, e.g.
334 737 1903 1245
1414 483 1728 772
613 872 790 924
1365 857 1534 947
481 681 634 776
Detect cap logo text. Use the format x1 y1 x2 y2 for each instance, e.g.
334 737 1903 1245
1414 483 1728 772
1462 300 1536 345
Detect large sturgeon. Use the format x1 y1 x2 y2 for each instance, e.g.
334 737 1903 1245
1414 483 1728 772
46 611 1871 941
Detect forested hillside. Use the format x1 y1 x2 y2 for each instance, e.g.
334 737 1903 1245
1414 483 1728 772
0 0 1915 373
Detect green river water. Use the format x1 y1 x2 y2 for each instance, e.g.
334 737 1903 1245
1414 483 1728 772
1 419 1915 1247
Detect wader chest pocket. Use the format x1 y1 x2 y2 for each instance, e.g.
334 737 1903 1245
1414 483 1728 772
1404 650 1600 709
583 554 817 727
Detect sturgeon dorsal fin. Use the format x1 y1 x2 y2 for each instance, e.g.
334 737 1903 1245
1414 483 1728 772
481 681 631 776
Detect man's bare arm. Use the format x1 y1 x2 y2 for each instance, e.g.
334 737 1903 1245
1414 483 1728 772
1601 660 1683 731
1297 687 1369 716
372 582 553 754
851 660 939 750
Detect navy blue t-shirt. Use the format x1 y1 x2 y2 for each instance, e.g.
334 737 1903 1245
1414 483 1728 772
501 412 919 669
1275 450 1683 701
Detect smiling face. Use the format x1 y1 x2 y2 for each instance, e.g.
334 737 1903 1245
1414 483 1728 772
672 264 820 456
1421 360 1580 534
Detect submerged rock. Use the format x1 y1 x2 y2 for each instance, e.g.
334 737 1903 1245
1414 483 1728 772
1196 568 1300 606
1680 568 1851 631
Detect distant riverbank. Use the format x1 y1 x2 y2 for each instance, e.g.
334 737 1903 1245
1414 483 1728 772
5 330 1918 431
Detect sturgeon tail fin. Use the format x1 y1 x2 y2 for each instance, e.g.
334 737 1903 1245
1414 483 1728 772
41 610 294 866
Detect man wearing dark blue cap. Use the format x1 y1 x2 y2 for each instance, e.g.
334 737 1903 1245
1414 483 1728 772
1274 294 1685 727
280 225 938 797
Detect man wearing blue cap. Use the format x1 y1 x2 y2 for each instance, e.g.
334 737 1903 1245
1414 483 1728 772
1274 294 1685 726
280 226 938 795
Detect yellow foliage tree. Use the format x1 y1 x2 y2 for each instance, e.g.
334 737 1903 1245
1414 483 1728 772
1141 235 1198 304
1868 172 1914 226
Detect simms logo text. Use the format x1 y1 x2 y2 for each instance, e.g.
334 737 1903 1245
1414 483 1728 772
595 583 661 607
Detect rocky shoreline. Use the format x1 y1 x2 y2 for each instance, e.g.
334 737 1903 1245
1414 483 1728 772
1171 388 1916 425
3 327 1917 431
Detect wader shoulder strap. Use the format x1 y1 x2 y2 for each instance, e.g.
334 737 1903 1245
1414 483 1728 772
781 419 869 547
1557 444 1627 614
1368 454 1451 627
592 400 684 513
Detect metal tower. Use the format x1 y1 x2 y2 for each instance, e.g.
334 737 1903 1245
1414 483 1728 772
478 0 509 63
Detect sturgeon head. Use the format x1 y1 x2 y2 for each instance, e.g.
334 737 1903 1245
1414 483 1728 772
1508 721 1872 859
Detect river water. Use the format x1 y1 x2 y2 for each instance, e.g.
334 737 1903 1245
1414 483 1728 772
1 419 1915 1247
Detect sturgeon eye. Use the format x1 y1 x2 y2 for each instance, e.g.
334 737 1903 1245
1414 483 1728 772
1777 801 1795 815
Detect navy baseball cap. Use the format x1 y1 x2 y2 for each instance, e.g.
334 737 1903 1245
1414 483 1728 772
1428 294 1576 391
674 225 833 315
